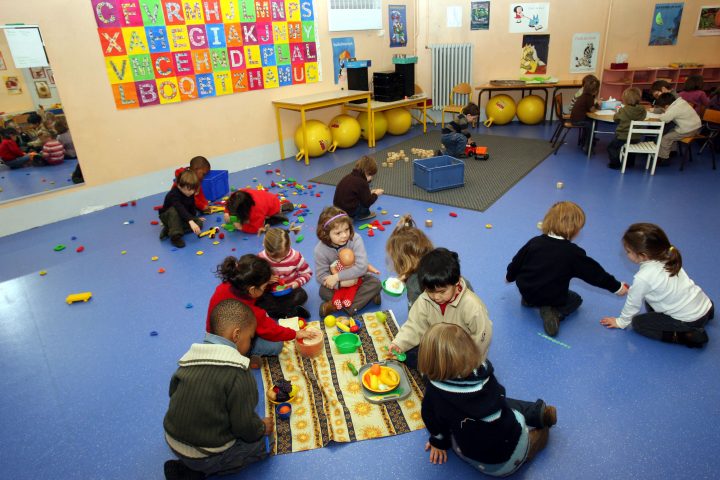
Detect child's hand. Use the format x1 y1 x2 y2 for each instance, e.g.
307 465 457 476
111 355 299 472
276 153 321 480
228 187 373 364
296 329 317 340
262 417 274 435
288 281 299 290
388 343 402 357
233 222 242 231
600 317 620 328
372 188 384 196
323 273 339 289
189 220 201 235
424 442 447 465
270 274 280 284
368 265 380 275
199 217 206 223
223 213 230 223
616 283 629 296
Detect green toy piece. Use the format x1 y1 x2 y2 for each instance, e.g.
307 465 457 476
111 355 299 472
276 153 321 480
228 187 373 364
54 244 66 251
298 216 304 223
358 224 370 230
347 361 358 376
283 221 290 226
295 234 304 243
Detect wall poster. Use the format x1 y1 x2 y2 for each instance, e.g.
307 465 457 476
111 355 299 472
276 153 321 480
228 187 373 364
649 3 684 45
569 32 600 73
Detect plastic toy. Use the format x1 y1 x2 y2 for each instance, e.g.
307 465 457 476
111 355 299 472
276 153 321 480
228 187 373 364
196 251 204 255
486 224 493 229
66 292 92 304
556 181 564 189
347 361 358 376
296 327 323 357
362 364 400 392
207 205 225 214
158 268 165 273
151 256 158 261
464 143 489 160
121 250 127 255
382 277 405 297
294 120 333 159
76 246 85 253
356 111 388 141
328 114 361 150
276 403 292 420
425 219 433 227
375 311 387 323
449 212 458 217
268 379 297 403
54 244 66 251
484 94 516 127
324 315 337 327
333 333 361 354
39 270 47 276
271 284 293 297
516 95 545 125
198 226 220 238
385 108 412 135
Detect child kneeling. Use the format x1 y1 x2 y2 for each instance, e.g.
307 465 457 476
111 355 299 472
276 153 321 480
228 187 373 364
159 169 205 248
440 103 479 158
163 299 273 479
419 323 556 476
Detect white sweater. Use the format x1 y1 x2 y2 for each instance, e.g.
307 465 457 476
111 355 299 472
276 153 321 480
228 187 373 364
659 97 702 134
616 260 712 328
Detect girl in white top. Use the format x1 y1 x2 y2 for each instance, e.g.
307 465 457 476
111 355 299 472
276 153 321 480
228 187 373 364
601 223 713 348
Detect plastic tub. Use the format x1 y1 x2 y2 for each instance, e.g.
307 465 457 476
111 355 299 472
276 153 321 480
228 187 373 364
276 402 292 420
295 327 323 357
201 170 229 201
413 155 465 192
333 333 361 354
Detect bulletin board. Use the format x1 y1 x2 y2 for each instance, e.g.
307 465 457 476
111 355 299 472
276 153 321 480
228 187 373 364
91 0 320 109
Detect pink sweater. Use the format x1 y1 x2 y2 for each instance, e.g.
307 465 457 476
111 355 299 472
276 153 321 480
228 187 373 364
679 90 710 115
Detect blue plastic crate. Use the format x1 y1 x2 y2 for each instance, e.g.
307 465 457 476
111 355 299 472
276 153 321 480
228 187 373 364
413 155 465 192
201 170 229 202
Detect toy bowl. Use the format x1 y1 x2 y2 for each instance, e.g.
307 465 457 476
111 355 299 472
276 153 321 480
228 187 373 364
295 327 323 358
271 284 294 297
382 277 405 297
276 402 292 420
362 366 400 393
266 384 299 405
333 333 361 354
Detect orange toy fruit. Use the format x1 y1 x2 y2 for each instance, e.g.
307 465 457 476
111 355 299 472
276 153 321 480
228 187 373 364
370 363 381 376
279 405 291 414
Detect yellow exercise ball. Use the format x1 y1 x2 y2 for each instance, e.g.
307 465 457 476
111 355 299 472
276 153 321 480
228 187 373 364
328 115 361 150
356 111 388 141
385 108 412 135
294 120 333 158
484 94 516 127
516 95 546 125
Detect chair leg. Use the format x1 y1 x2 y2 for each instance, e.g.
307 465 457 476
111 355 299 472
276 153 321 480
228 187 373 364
553 128 570 154
549 121 562 144
620 146 627 173
650 154 658 175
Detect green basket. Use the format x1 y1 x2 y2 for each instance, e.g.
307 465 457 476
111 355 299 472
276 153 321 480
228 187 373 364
333 333 361 354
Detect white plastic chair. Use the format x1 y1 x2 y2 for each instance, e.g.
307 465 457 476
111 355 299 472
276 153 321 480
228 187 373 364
621 120 665 175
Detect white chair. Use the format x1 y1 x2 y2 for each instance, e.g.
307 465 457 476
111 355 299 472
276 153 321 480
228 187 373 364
621 120 665 175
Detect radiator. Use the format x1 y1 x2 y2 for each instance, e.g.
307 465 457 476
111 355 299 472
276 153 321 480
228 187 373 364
430 43 474 110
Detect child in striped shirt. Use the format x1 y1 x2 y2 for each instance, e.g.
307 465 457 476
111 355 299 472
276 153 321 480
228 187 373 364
35 131 65 166
256 227 313 320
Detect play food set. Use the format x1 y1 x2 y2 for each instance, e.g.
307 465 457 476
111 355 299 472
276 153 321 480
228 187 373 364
362 364 400 393
333 333 361 354
276 402 292 419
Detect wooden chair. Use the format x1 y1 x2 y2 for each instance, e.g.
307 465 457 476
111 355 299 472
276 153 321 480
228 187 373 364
550 93 585 155
411 84 438 126
441 82 473 129
620 121 664 175
678 108 719 171
549 92 571 145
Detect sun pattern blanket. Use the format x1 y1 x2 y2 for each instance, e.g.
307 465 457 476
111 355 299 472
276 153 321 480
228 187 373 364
261 310 426 454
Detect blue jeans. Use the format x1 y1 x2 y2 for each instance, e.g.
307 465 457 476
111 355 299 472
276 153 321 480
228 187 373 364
441 132 467 157
349 204 372 220
4 155 31 169
171 436 269 477
250 335 284 356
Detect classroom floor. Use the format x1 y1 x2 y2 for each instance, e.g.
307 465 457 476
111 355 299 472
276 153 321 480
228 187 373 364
1 122 718 480
0 158 80 203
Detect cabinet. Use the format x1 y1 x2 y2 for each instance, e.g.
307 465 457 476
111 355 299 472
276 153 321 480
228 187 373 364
600 65 720 100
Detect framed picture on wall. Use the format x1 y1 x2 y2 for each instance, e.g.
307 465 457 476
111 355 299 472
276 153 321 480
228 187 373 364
694 6 720 36
5 76 22 94
29 66 46 79
35 80 51 98
44 67 54 84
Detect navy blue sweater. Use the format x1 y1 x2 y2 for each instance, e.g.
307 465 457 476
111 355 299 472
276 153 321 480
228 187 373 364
160 186 198 223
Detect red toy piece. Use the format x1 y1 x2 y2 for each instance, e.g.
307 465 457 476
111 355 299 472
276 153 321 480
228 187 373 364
266 170 273 174
153 205 162 211
368 229 375 237
382 220 392 225
131 200 137 206
158 268 165 274
316 193 321 197
449 212 458 217
219 233 225 239
150 220 159 225
464 143 490 160
76 246 85 253
120 203 129 207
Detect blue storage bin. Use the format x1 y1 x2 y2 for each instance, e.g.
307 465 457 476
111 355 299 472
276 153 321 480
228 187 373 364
413 155 465 192
202 170 229 201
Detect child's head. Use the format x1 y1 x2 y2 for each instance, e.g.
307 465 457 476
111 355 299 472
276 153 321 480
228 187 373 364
582 74 599 89
189 155 211 181
650 80 672 98
27 113 42 126
621 87 642 106
209 299 257 355
176 169 199 196
354 155 378 181
683 74 704 92
418 323 484 381
38 131 55 144
317 206 354 247
417 248 461 304
655 92 676 108
54 118 69 135
385 214 434 280
462 102 480 121
226 190 255 224
216 254 273 297
0 128 14 139
514 5 523 14
584 77 600 96
622 223 682 276
263 227 291 261
542 201 585 240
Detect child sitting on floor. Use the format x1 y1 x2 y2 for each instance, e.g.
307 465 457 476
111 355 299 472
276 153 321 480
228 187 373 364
224 189 294 234
600 223 714 348
333 155 384 222
0 128 33 169
385 214 435 309
607 87 647 170
174 156 211 213
328 247 381 310
256 227 313 320
53 119 76 159
419 323 556 476
389 248 492 370
440 102 480 158
158 169 205 248
506 201 627 337
34 131 65 166
314 206 382 317
163 299 273 480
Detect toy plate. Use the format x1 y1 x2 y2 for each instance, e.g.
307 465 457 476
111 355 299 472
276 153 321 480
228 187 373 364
266 385 299 404
357 360 412 404
362 366 401 393
382 277 405 297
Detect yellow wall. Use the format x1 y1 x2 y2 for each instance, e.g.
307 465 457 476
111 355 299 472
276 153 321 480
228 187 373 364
0 30 34 113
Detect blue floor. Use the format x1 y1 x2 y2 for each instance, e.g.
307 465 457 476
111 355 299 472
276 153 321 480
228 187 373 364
1 123 719 480
0 158 80 203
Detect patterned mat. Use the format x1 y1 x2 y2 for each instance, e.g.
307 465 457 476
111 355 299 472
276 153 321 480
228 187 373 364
261 310 425 455
309 131 554 212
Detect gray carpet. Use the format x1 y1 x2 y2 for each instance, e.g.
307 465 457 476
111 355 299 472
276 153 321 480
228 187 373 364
310 131 554 212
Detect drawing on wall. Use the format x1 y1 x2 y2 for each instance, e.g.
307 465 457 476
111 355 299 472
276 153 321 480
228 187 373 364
331 37 354 85
471 1 490 30
389 5 407 47
520 34 549 75
35 80 51 98
91 0 320 109
0 51 6 70
649 3 684 45
4 76 22 94
29 67 46 79
695 5 720 35
569 33 600 73
509 3 549 33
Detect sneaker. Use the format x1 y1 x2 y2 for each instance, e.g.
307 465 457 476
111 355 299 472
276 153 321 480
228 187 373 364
319 301 335 318
373 293 382 305
526 427 549 461
543 405 557 428
249 355 262 369
607 162 621 170
163 460 205 480
171 235 185 248
540 306 561 337
294 306 311 320
159 227 169 240
357 211 376 221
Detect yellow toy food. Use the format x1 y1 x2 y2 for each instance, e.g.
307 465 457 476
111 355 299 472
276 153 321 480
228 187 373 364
324 315 337 327
370 374 379 390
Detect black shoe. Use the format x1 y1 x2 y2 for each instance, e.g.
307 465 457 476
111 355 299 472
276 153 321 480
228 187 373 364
267 214 288 225
540 306 560 337
357 211 376 221
436 150 443 157
542 405 557 428
171 235 185 248
159 227 169 240
294 306 311 320
656 157 670 167
164 460 205 480
669 150 678 158
607 162 621 170
681 329 709 348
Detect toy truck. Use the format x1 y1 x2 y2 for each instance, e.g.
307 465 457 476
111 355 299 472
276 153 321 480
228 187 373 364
464 143 489 160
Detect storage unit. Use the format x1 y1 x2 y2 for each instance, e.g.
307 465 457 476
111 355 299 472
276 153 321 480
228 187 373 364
393 56 418 98
346 60 371 104
201 170 229 202
373 71 404 102
413 155 465 192
600 65 720 100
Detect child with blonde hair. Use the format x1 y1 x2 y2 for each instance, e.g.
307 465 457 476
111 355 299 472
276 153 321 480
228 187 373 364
507 201 627 337
256 227 312 320
314 206 382 317
333 155 384 221
419 323 556 476
600 223 713 348
385 214 435 308
607 87 647 170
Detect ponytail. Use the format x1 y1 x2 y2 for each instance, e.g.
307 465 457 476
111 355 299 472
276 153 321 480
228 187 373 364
664 245 682 277
215 254 272 295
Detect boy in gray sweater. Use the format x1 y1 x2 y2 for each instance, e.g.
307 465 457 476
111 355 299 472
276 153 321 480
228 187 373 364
607 87 647 169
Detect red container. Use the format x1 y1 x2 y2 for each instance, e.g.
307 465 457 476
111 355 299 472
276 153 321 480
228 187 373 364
296 327 323 357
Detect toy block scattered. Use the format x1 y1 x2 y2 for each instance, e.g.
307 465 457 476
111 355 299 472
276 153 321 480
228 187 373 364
76 246 85 253
66 292 92 304
54 244 66 251
411 147 435 159
449 212 458 217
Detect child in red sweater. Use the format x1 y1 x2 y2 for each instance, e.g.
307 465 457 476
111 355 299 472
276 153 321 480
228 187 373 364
0 128 32 169
224 189 294 234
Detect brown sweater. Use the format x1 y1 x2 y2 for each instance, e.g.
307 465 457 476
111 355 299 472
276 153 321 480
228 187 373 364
333 169 377 214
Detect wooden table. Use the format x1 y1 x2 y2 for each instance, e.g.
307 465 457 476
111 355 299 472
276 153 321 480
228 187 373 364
586 109 662 160
273 90 371 165
475 81 582 124
343 94 429 138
